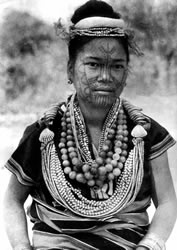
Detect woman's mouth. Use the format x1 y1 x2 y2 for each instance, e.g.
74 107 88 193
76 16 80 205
94 88 115 95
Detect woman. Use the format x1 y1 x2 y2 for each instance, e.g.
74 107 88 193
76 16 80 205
3 1 177 250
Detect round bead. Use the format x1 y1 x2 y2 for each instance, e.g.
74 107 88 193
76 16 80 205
104 139 112 146
122 143 128 149
69 151 77 158
63 160 70 167
76 173 85 183
60 138 66 143
65 111 70 117
117 130 124 135
69 171 76 179
102 144 109 152
113 153 120 160
99 151 107 158
119 109 124 114
107 128 115 135
123 137 128 142
58 142 65 148
84 172 93 180
67 129 72 135
68 147 75 153
115 140 122 147
61 154 68 161
117 119 124 125
115 148 122 154
107 151 113 157
66 135 73 140
117 125 123 130
116 134 124 141
64 166 71 174
120 156 126 163
96 157 104 165
87 180 95 187
90 167 97 175
66 117 71 123
92 162 99 168
107 133 114 139
72 157 80 166
113 168 121 176
67 140 75 147
61 131 67 137
106 158 112 164
108 173 114 180
67 124 72 129
111 159 118 167
60 148 67 154
82 164 90 172
105 164 113 172
61 121 66 127
121 150 128 156
98 166 107 175
123 130 128 136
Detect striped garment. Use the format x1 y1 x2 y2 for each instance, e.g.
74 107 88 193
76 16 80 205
29 196 150 250
4 99 176 250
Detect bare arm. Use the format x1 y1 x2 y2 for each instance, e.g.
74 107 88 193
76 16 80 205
137 152 177 249
3 174 32 250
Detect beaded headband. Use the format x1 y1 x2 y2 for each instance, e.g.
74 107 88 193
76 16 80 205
54 16 143 56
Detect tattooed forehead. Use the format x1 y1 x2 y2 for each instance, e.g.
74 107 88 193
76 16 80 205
81 38 126 61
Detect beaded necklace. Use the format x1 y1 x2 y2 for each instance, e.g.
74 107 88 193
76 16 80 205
39 96 148 218
59 97 129 189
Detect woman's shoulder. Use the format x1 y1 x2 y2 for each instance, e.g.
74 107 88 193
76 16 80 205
147 117 176 160
122 99 176 159
20 102 65 143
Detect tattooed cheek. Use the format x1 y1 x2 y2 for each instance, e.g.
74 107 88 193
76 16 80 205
84 87 91 96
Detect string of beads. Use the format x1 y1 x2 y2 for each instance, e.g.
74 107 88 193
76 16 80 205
39 97 147 217
58 99 129 188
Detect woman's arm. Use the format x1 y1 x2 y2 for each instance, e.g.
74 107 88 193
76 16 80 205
3 174 32 250
137 151 177 249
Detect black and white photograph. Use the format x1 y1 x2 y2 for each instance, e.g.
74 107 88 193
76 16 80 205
0 0 177 249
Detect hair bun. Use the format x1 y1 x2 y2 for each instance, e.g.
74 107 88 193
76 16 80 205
71 0 121 24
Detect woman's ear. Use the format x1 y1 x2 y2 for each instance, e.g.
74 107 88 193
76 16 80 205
67 60 74 83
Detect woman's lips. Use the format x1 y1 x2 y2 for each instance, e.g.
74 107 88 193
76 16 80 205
94 88 115 94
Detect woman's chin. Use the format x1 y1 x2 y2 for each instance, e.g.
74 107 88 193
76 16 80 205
91 94 116 107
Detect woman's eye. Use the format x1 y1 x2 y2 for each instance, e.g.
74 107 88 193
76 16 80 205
87 62 99 68
113 64 124 70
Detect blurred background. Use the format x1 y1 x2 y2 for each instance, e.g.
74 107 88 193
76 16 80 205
0 0 177 249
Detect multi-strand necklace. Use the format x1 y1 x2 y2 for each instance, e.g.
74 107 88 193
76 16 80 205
58 98 129 189
40 96 148 217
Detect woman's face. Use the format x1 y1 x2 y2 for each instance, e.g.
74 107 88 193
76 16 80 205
69 37 128 108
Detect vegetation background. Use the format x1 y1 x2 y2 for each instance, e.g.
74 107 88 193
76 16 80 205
0 0 176 249
0 0 177 112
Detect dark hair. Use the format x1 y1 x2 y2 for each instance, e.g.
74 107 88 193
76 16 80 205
68 0 129 64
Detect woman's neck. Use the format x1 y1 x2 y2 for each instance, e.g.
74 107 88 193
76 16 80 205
78 99 112 129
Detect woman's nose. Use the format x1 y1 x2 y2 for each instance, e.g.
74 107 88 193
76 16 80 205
98 67 112 83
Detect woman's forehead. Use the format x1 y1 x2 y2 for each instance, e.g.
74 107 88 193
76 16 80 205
80 38 127 59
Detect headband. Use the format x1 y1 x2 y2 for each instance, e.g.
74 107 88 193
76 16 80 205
54 16 143 56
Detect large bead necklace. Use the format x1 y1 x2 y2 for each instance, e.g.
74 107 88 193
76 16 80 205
39 97 147 217
58 98 129 189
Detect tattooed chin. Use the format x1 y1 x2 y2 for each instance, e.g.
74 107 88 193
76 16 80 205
91 94 116 107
